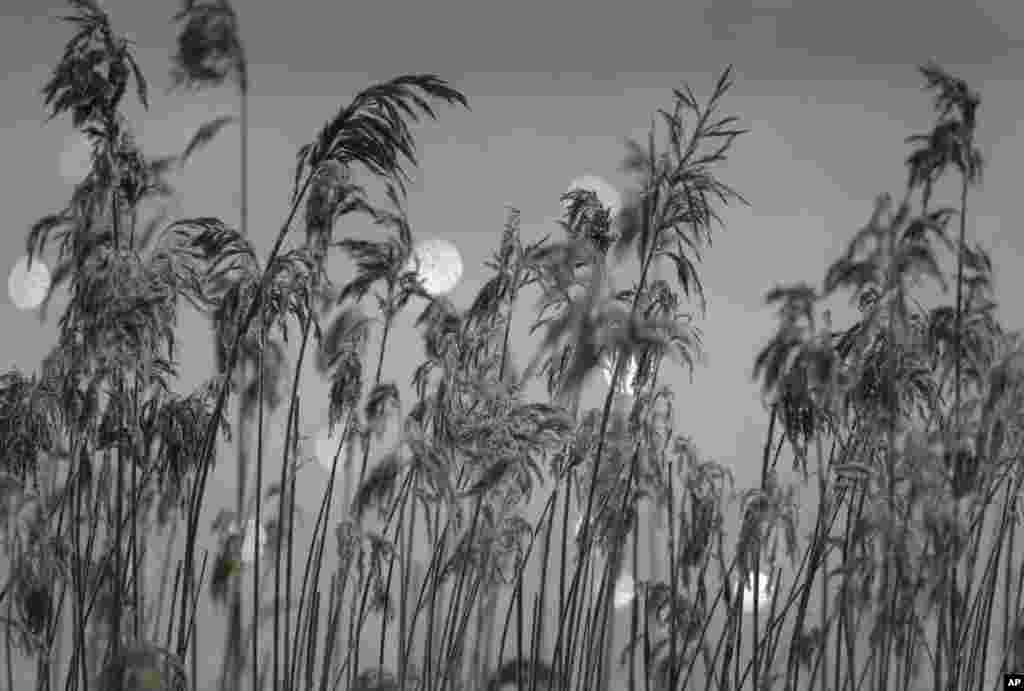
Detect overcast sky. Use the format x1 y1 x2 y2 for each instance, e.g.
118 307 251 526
0 0 1021 686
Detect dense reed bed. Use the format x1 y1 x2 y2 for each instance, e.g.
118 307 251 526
2 2 1021 690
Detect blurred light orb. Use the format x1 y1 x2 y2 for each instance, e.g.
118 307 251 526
8 255 51 311
59 133 93 184
613 570 636 610
741 570 774 614
239 518 267 565
600 352 638 396
315 426 344 472
406 237 463 296
566 174 622 218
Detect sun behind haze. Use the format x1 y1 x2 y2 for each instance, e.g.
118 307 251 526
7 255 51 311
407 236 464 296
566 174 622 218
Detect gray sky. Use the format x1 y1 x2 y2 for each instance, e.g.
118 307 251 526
1 0 1022 686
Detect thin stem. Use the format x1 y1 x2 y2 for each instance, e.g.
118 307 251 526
359 298 395 489
176 169 316 661
275 316 313 691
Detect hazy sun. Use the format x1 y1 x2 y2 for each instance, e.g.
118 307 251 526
314 425 345 472
406 237 463 296
7 255 51 311
600 352 638 396
566 174 622 218
239 518 267 565
741 570 774 615
613 570 636 610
